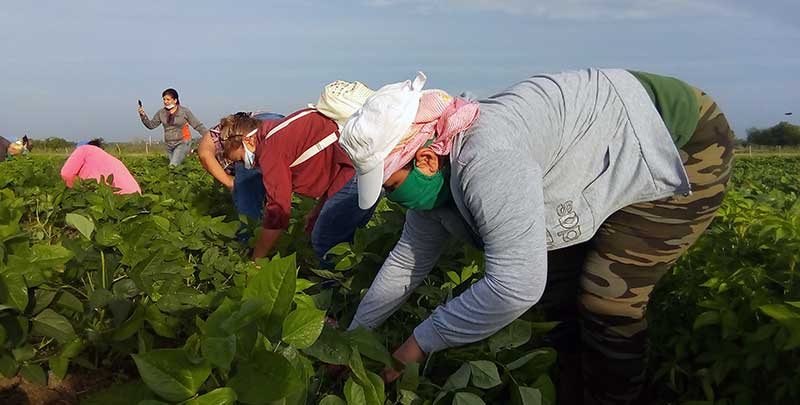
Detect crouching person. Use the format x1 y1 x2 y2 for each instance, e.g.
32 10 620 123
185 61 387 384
61 139 142 195
217 108 377 265
341 69 734 405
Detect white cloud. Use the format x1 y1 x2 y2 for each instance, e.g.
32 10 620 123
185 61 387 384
364 0 743 20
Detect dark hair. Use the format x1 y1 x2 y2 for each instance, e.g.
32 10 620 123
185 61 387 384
88 138 104 148
162 88 180 105
22 135 32 151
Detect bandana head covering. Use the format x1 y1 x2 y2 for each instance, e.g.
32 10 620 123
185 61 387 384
381 89 479 181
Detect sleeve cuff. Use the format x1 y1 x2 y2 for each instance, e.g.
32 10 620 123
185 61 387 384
413 317 449 354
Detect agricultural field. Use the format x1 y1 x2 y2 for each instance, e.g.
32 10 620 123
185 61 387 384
0 155 798 405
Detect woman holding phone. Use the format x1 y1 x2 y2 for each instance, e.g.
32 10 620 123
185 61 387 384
138 88 208 166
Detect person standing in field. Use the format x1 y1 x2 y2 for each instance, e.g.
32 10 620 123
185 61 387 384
138 88 208 166
61 138 141 195
218 105 377 265
340 69 734 404
198 111 285 221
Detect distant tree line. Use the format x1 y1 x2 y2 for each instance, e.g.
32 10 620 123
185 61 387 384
31 137 75 150
746 122 800 146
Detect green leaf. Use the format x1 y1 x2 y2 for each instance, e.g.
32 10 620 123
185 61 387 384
326 242 352 257
399 362 420 392
32 289 57 315
0 353 18 378
453 392 485 405
334 254 357 271
145 304 179 338
180 387 237 405
446 271 461 284
346 347 383 405
227 349 299 404
506 348 557 373
112 304 146 341
760 304 800 322
20 363 47 386
54 291 84 313
0 273 28 311
295 278 317 293
442 363 471 391
693 311 721 330
344 377 367 405
132 349 211 402
398 389 423 405
345 327 393 367
282 307 326 349
319 395 347 405
30 244 74 268
201 247 220 266
530 375 556 405
12 344 35 361
113 279 140 298
151 215 171 232
49 356 69 380
66 212 94 240
49 338 84 379
512 385 542 405
205 298 236 336
488 319 532 353
201 334 236 370
96 224 123 247
31 308 76 344
219 299 265 334
469 360 502 389
366 371 386 405
302 327 352 365
243 255 297 335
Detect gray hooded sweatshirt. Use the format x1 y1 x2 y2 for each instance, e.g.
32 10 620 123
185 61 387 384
140 106 208 147
349 69 691 354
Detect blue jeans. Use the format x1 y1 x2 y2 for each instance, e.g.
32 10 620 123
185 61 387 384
312 177 377 266
166 141 191 166
232 162 267 221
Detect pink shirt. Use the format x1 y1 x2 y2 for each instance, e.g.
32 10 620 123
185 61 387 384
60 146 142 194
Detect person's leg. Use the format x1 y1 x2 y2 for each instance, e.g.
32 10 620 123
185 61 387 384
578 89 735 405
169 141 191 166
311 177 377 267
232 162 267 220
165 143 175 162
535 243 591 405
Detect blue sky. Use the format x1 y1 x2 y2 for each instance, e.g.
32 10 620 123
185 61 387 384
1 0 798 142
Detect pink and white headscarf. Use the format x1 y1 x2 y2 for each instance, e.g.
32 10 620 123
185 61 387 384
381 89 480 181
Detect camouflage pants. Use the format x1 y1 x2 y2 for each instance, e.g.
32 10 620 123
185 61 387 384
539 89 735 405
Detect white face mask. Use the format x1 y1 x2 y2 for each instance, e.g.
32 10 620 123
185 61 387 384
242 128 258 169
165 104 176 110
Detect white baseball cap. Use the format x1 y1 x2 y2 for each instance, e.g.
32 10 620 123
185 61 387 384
340 72 427 209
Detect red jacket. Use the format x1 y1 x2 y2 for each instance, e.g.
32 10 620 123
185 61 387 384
255 109 355 229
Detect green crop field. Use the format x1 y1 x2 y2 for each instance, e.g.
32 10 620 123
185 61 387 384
0 155 798 404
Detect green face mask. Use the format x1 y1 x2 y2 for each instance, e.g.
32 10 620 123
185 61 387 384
386 161 451 210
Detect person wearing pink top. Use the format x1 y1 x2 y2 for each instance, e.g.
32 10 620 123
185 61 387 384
60 139 141 195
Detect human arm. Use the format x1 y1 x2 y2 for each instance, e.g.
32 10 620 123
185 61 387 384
184 107 209 136
198 132 234 189
252 150 293 259
252 227 284 260
349 209 451 330
411 152 547 354
60 147 88 187
140 109 162 129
